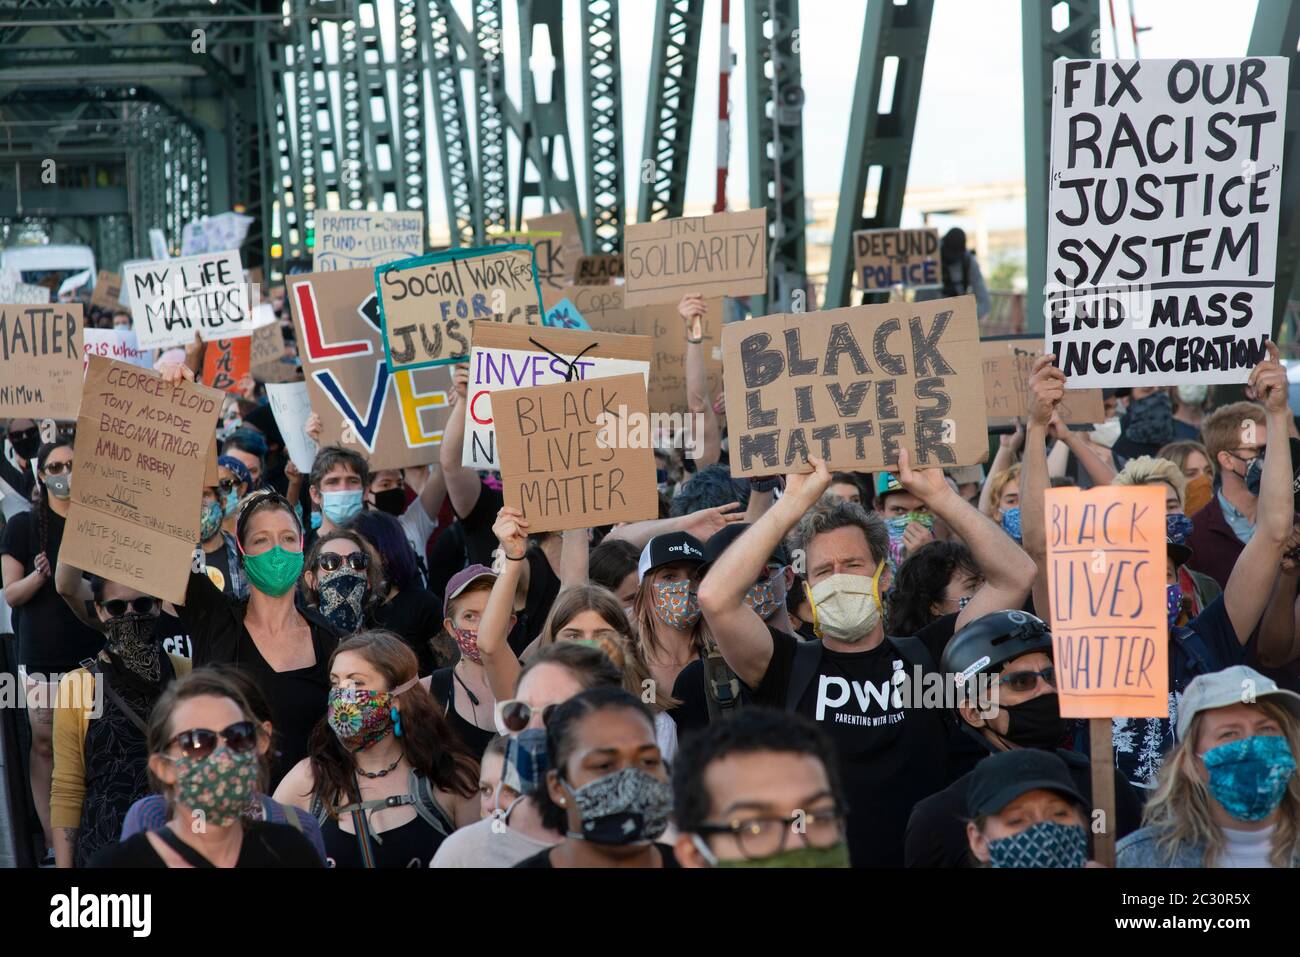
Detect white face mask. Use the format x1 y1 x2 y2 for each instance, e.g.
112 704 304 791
807 573 882 643
1090 417 1121 448
1176 385 1208 406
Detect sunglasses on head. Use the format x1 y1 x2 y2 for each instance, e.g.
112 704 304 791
316 551 369 572
42 461 72 475
167 721 259 760
99 596 159 618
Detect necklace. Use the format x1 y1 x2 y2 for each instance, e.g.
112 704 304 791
453 662 485 726
357 755 402 779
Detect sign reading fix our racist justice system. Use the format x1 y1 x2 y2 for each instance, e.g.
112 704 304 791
375 244 544 371
623 209 767 307
853 228 941 292
0 303 85 419
722 295 987 477
1046 57 1289 388
289 267 449 470
123 250 254 351
1045 484 1169 718
463 321 652 470
59 356 223 606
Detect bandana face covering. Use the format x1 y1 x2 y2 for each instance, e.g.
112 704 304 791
1201 735 1297 822
562 766 673 845
453 626 482 664
105 612 162 684
987 820 1088 868
744 569 788 621
318 569 367 634
326 677 419 751
1000 506 1023 543
172 746 260 827
1123 392 1174 446
651 579 702 630
1167 512 1194 543
200 500 223 542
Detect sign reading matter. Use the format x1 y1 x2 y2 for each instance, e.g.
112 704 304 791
376 244 543 371
624 209 766 306
983 336 1106 426
1046 57 1289 387
313 210 425 272
59 356 223 605
1045 484 1168 718
854 228 940 291
463 321 652 470
0 304 85 419
123 250 253 350
722 295 986 476
493 373 659 533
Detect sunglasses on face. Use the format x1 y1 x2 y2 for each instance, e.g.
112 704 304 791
217 478 240 494
43 461 72 475
167 721 259 760
9 427 38 443
997 667 1058 694
316 551 369 573
495 699 535 733
99 596 159 618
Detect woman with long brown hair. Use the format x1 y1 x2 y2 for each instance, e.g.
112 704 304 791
274 630 479 867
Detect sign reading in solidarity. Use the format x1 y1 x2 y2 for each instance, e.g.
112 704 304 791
623 209 767 306
0 304 85 419
289 267 448 469
722 295 987 476
982 336 1106 426
493 373 659 533
1045 484 1168 718
1046 57 1289 387
59 356 223 605
463 322 652 470
313 210 425 272
853 228 941 291
123 250 253 350
376 245 543 371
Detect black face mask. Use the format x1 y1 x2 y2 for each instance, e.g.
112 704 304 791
9 430 40 461
371 487 407 517
1001 693 1068 749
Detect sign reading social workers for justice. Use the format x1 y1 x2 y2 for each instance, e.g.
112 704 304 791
1046 57 1288 387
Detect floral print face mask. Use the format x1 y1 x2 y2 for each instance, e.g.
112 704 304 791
326 677 420 751
651 578 701 630
744 568 788 621
172 746 260 827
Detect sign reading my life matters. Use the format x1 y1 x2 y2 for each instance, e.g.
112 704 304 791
493 373 659 533
375 244 544 371
1045 484 1168 718
123 250 253 350
623 208 767 307
723 295 987 476
59 356 223 605
1046 57 1289 387
0 303 85 419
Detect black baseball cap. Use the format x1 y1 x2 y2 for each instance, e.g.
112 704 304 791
637 532 705 583
966 749 1087 819
701 523 791 569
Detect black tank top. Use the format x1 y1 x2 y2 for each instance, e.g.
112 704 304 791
318 773 454 868
429 667 495 762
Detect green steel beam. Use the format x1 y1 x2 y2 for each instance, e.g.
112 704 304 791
580 0 624 253
514 0 581 223
638 0 703 223
825 0 933 309
429 0 479 245
474 0 509 235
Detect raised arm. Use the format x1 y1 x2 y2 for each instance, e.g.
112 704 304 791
416 463 447 521
1255 529 1300 667
478 506 526 700
603 502 745 549
559 528 589 587
438 364 485 518
681 295 721 468
977 424 1022 515
1055 425 1117 486
1021 355 1065 619
698 457 832 689
1226 343 1294 647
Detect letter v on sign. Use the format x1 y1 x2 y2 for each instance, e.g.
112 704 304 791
314 365 390 453
294 280 373 360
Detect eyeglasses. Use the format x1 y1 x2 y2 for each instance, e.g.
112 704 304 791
316 551 369 572
167 721 259 760
695 807 847 860
1231 446 1265 462
217 478 240 494
42 461 72 475
99 596 159 618
997 667 1058 694
939 595 974 610
495 699 534 733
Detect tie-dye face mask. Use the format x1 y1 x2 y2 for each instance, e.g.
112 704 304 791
885 512 934 567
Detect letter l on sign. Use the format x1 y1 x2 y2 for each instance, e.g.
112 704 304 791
294 281 373 361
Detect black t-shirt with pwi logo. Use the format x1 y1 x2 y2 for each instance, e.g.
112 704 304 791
751 628 955 868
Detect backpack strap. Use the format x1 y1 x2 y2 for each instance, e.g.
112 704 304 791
407 769 453 839
886 634 938 677
1170 625 1214 677
785 638 825 711
701 643 743 722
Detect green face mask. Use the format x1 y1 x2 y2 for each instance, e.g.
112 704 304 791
242 544 304 597
713 842 851 869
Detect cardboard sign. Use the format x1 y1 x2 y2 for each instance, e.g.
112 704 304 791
578 286 723 415
91 272 124 312
722 295 986 476
83 328 151 371
624 209 767 307
180 212 254 256
0 304 85 419
201 338 252 393
463 321 652 470
1045 484 1168 718
265 381 319 471
853 228 940 291
982 337 1106 426
575 254 623 285
123 250 253 350
1046 57 1289 387
376 245 543 371
0 274 51 304
313 210 425 272
249 320 293 382
59 356 223 605
289 267 448 469
493 373 658 533
543 298 591 330
525 210 585 287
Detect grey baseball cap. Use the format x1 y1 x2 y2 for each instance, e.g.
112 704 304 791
1176 665 1300 740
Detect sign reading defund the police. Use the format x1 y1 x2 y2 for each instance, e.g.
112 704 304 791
1046 57 1288 387
1045 484 1168 718
123 250 253 351
722 295 987 477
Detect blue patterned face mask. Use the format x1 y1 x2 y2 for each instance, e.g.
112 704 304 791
1000 506 1022 543
1167 512 1194 544
1166 583 1184 629
1200 735 1297 822
986 820 1088 868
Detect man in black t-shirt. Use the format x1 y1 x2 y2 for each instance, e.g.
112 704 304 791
697 451 1037 867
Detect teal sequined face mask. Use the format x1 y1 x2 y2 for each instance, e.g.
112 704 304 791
1200 735 1297 822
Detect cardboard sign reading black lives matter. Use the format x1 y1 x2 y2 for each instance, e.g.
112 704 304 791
1046 57 1288 387
493 373 658 533
723 295 987 476
623 209 767 306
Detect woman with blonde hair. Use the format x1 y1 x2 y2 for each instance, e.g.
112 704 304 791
1118 666 1300 868
1158 439 1216 485
1112 455 1187 513
980 463 1021 522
